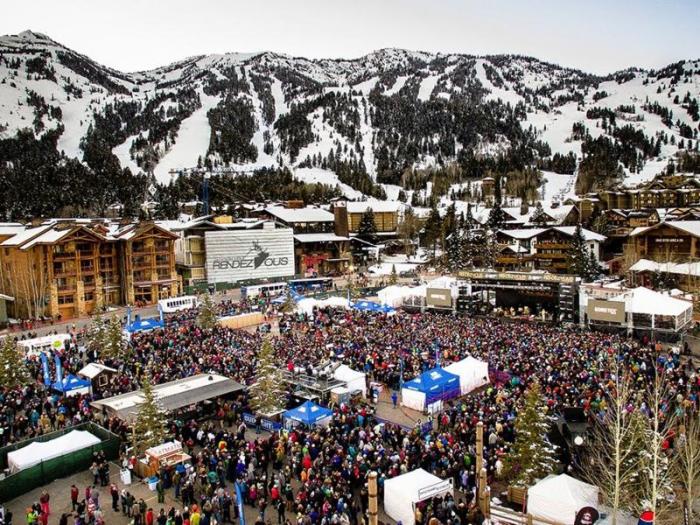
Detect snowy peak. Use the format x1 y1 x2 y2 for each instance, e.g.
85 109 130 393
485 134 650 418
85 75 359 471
0 30 699 196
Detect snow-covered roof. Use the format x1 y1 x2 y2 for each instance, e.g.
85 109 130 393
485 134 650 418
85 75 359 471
346 201 401 214
0 223 26 237
553 226 606 242
629 259 700 277
265 206 334 223
293 233 350 243
20 227 76 249
612 286 692 317
630 220 700 238
0 224 54 247
498 228 547 240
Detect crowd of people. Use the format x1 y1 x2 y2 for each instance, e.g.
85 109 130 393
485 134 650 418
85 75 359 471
1 294 699 525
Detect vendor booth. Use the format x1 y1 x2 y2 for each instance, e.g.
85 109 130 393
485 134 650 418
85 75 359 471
51 374 91 396
135 440 192 479
351 300 396 314
527 474 599 525
283 400 333 428
7 430 101 473
444 357 489 395
401 367 460 412
333 364 367 397
384 468 453 525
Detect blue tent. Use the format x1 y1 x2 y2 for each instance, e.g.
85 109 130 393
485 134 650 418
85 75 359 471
51 374 91 394
351 300 396 314
283 400 333 426
401 367 460 409
126 308 165 334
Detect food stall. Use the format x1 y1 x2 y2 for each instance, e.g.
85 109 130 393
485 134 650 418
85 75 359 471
135 441 192 479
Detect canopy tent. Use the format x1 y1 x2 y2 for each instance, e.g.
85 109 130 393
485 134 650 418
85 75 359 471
51 374 91 396
401 367 460 412
378 284 427 308
283 400 333 427
444 357 489 395
296 296 350 315
7 430 101 473
384 468 453 525
333 364 367 397
351 300 396 314
611 286 693 332
527 474 599 525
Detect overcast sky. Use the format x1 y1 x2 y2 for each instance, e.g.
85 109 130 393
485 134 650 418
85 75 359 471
2 0 698 74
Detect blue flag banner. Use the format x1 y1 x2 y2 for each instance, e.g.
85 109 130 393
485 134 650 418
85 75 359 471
40 352 51 385
234 482 246 525
54 354 63 384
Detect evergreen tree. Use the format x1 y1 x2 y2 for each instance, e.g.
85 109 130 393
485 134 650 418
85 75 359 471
0 336 30 389
567 224 592 279
132 371 169 454
101 314 126 360
481 229 499 270
357 207 378 244
389 264 398 285
446 230 465 271
86 314 108 355
502 381 558 487
248 337 286 415
486 201 507 230
197 293 218 330
530 201 550 227
423 206 443 258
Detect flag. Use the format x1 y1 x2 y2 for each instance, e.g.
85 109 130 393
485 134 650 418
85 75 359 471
54 354 63 386
40 352 51 385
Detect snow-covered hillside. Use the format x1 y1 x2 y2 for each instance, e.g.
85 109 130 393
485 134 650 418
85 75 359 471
1 29 699 195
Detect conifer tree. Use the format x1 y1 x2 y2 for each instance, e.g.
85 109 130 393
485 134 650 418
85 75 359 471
0 336 30 389
446 230 465 271
86 314 108 355
567 224 592 279
101 314 127 359
530 201 549 227
132 371 169 454
486 201 507 230
357 207 378 244
249 337 286 416
197 293 218 330
389 264 398 285
502 381 557 487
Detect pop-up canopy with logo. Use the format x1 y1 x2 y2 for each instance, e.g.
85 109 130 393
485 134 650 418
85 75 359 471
351 300 396 314
51 374 91 396
384 468 453 525
401 367 460 411
282 400 333 427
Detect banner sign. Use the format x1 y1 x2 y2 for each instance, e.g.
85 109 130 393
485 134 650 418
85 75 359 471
205 228 295 284
242 412 282 432
40 352 51 385
587 299 626 323
426 288 452 308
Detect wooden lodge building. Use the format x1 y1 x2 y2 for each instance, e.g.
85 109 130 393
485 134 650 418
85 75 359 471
0 220 179 320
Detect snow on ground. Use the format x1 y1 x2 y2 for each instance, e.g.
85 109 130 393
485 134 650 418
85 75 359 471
270 77 288 119
352 77 378 95
380 183 404 201
369 262 419 276
621 158 670 187
525 102 588 156
112 134 143 175
474 59 523 106
153 90 219 183
417 75 440 101
539 170 577 202
384 75 409 96
293 167 364 199
295 108 356 168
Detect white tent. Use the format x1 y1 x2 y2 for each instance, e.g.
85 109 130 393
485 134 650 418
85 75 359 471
384 468 453 525
333 364 367 396
296 296 350 315
378 284 427 308
527 474 599 525
444 357 489 395
7 430 101 473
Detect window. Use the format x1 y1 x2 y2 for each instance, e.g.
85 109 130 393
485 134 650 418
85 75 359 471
84 292 94 302
58 295 73 305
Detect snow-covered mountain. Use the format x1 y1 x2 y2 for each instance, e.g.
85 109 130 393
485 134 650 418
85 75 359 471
1 30 699 197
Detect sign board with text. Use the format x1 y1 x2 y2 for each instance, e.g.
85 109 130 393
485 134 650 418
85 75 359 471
426 287 453 308
587 299 626 323
205 228 295 284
